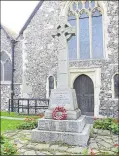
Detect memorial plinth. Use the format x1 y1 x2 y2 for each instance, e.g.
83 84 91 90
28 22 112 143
45 88 81 120
32 116 91 146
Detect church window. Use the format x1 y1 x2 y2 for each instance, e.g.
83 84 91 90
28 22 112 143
92 9 103 58
80 12 90 59
1 51 12 82
114 74 119 98
68 16 77 60
91 1 95 8
68 1 104 60
78 2 82 10
85 1 89 9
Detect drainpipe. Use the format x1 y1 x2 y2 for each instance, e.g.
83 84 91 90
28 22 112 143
11 39 16 112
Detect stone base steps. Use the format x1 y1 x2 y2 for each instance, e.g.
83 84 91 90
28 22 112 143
32 124 91 146
37 115 86 133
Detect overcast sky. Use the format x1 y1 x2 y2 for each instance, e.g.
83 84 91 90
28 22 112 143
1 1 39 34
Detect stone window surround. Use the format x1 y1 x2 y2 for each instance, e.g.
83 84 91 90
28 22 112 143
1 50 12 84
61 1 108 59
112 73 119 99
68 1 104 59
69 67 101 117
1 51 21 85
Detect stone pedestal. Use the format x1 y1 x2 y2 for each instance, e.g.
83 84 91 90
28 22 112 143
45 88 81 120
32 89 91 146
32 115 91 146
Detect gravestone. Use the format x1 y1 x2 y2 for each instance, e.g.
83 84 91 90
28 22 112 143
32 16 91 146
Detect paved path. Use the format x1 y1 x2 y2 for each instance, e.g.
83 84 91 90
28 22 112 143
2 129 118 155
0 116 25 120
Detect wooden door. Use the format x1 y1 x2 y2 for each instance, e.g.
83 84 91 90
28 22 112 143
74 74 94 116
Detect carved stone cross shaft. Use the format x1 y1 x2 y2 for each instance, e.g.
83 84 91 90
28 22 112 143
52 16 75 88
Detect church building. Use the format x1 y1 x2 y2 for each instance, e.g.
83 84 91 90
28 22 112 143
1 1 118 117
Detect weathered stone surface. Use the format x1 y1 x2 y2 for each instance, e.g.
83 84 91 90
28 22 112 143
26 143 38 149
35 151 46 155
35 144 50 150
17 148 26 154
48 88 78 110
93 129 112 136
38 115 85 132
97 140 113 149
96 136 114 144
20 140 28 144
55 152 68 155
57 146 68 152
24 150 36 155
3 129 119 155
67 147 85 154
50 145 59 150
32 124 91 146
16 143 23 148
89 142 98 149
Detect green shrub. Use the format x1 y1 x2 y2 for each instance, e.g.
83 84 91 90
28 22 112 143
109 122 119 135
93 118 119 134
0 135 5 144
93 119 105 129
17 118 37 130
82 148 88 155
1 137 17 155
93 118 114 129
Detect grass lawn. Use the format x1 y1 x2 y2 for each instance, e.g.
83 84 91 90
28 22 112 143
1 112 43 133
1 119 24 132
0 111 42 118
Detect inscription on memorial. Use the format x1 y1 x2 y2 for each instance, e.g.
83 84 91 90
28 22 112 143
50 90 71 106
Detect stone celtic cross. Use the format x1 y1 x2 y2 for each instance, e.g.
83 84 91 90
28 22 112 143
52 16 75 88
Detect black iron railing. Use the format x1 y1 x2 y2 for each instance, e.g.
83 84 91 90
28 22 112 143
8 98 49 115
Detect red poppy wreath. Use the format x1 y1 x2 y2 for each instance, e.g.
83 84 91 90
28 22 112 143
52 106 67 120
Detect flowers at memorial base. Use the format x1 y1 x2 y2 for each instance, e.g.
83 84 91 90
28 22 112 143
37 113 44 118
24 117 35 122
114 144 119 147
113 144 119 155
90 149 96 155
93 116 103 120
93 117 98 120
52 106 67 120
1 137 17 155
114 119 119 123
5 148 9 152
17 117 37 130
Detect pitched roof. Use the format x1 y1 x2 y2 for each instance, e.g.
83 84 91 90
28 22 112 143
17 0 44 39
0 24 16 40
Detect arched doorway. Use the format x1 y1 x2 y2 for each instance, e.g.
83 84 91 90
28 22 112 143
73 74 94 116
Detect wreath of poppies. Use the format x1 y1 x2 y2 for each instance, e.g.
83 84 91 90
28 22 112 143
52 106 67 120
